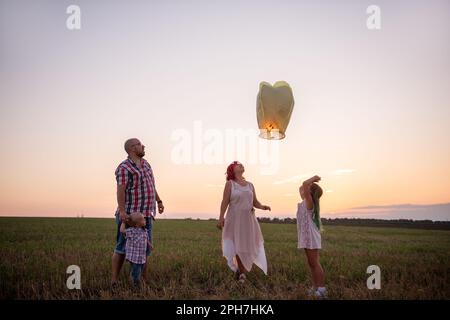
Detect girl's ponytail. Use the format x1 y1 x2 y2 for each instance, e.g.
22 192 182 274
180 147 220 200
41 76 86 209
311 183 323 231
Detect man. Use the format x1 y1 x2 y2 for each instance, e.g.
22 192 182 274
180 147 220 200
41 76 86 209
111 138 164 287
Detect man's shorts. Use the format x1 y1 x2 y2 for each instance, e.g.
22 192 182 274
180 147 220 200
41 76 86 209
114 213 153 257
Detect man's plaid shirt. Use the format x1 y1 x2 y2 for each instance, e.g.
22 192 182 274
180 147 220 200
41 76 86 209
115 157 157 217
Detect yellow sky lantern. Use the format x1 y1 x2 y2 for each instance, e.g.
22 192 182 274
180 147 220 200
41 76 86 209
256 81 295 140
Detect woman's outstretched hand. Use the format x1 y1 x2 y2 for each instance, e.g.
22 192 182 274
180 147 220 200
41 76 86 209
262 205 271 211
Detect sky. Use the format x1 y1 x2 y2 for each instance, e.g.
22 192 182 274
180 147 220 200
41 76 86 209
0 0 449 220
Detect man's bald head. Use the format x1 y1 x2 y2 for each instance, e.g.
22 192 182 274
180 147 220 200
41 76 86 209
124 138 140 154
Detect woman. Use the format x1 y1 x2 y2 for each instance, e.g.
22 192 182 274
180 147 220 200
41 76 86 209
217 161 271 282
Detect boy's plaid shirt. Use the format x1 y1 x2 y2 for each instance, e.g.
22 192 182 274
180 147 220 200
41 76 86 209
125 227 148 264
115 157 156 217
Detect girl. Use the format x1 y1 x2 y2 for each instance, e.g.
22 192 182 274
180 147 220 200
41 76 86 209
297 175 326 298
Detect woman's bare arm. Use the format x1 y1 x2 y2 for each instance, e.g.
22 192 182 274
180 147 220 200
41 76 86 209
217 181 232 228
252 184 271 211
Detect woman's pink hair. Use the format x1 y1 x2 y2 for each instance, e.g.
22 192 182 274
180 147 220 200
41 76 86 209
226 161 239 181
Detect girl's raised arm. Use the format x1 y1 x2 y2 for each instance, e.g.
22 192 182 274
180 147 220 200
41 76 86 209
302 175 321 210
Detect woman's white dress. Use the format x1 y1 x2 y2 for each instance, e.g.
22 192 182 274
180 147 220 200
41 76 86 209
222 180 268 274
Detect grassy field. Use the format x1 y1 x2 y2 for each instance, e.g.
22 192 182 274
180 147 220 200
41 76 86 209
0 217 449 300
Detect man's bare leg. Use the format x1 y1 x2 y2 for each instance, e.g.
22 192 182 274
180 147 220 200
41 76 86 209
111 252 125 284
142 263 148 282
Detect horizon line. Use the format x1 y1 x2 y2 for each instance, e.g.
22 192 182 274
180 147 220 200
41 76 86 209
0 215 448 223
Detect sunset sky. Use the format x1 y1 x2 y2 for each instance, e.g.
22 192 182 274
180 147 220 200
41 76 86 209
1 0 449 220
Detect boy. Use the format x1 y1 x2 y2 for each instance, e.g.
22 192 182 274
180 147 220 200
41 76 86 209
121 212 153 286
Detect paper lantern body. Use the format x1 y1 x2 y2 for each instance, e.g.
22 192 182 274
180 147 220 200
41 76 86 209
256 81 294 140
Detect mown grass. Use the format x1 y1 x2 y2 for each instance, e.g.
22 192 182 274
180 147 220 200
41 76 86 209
0 217 449 299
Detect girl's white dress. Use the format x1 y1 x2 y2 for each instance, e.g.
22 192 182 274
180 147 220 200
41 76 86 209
222 180 268 274
297 200 321 249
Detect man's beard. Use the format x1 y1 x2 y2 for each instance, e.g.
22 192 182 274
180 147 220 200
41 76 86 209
138 151 145 158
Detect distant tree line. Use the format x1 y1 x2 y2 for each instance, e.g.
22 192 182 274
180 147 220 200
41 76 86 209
252 217 450 230
204 217 450 230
